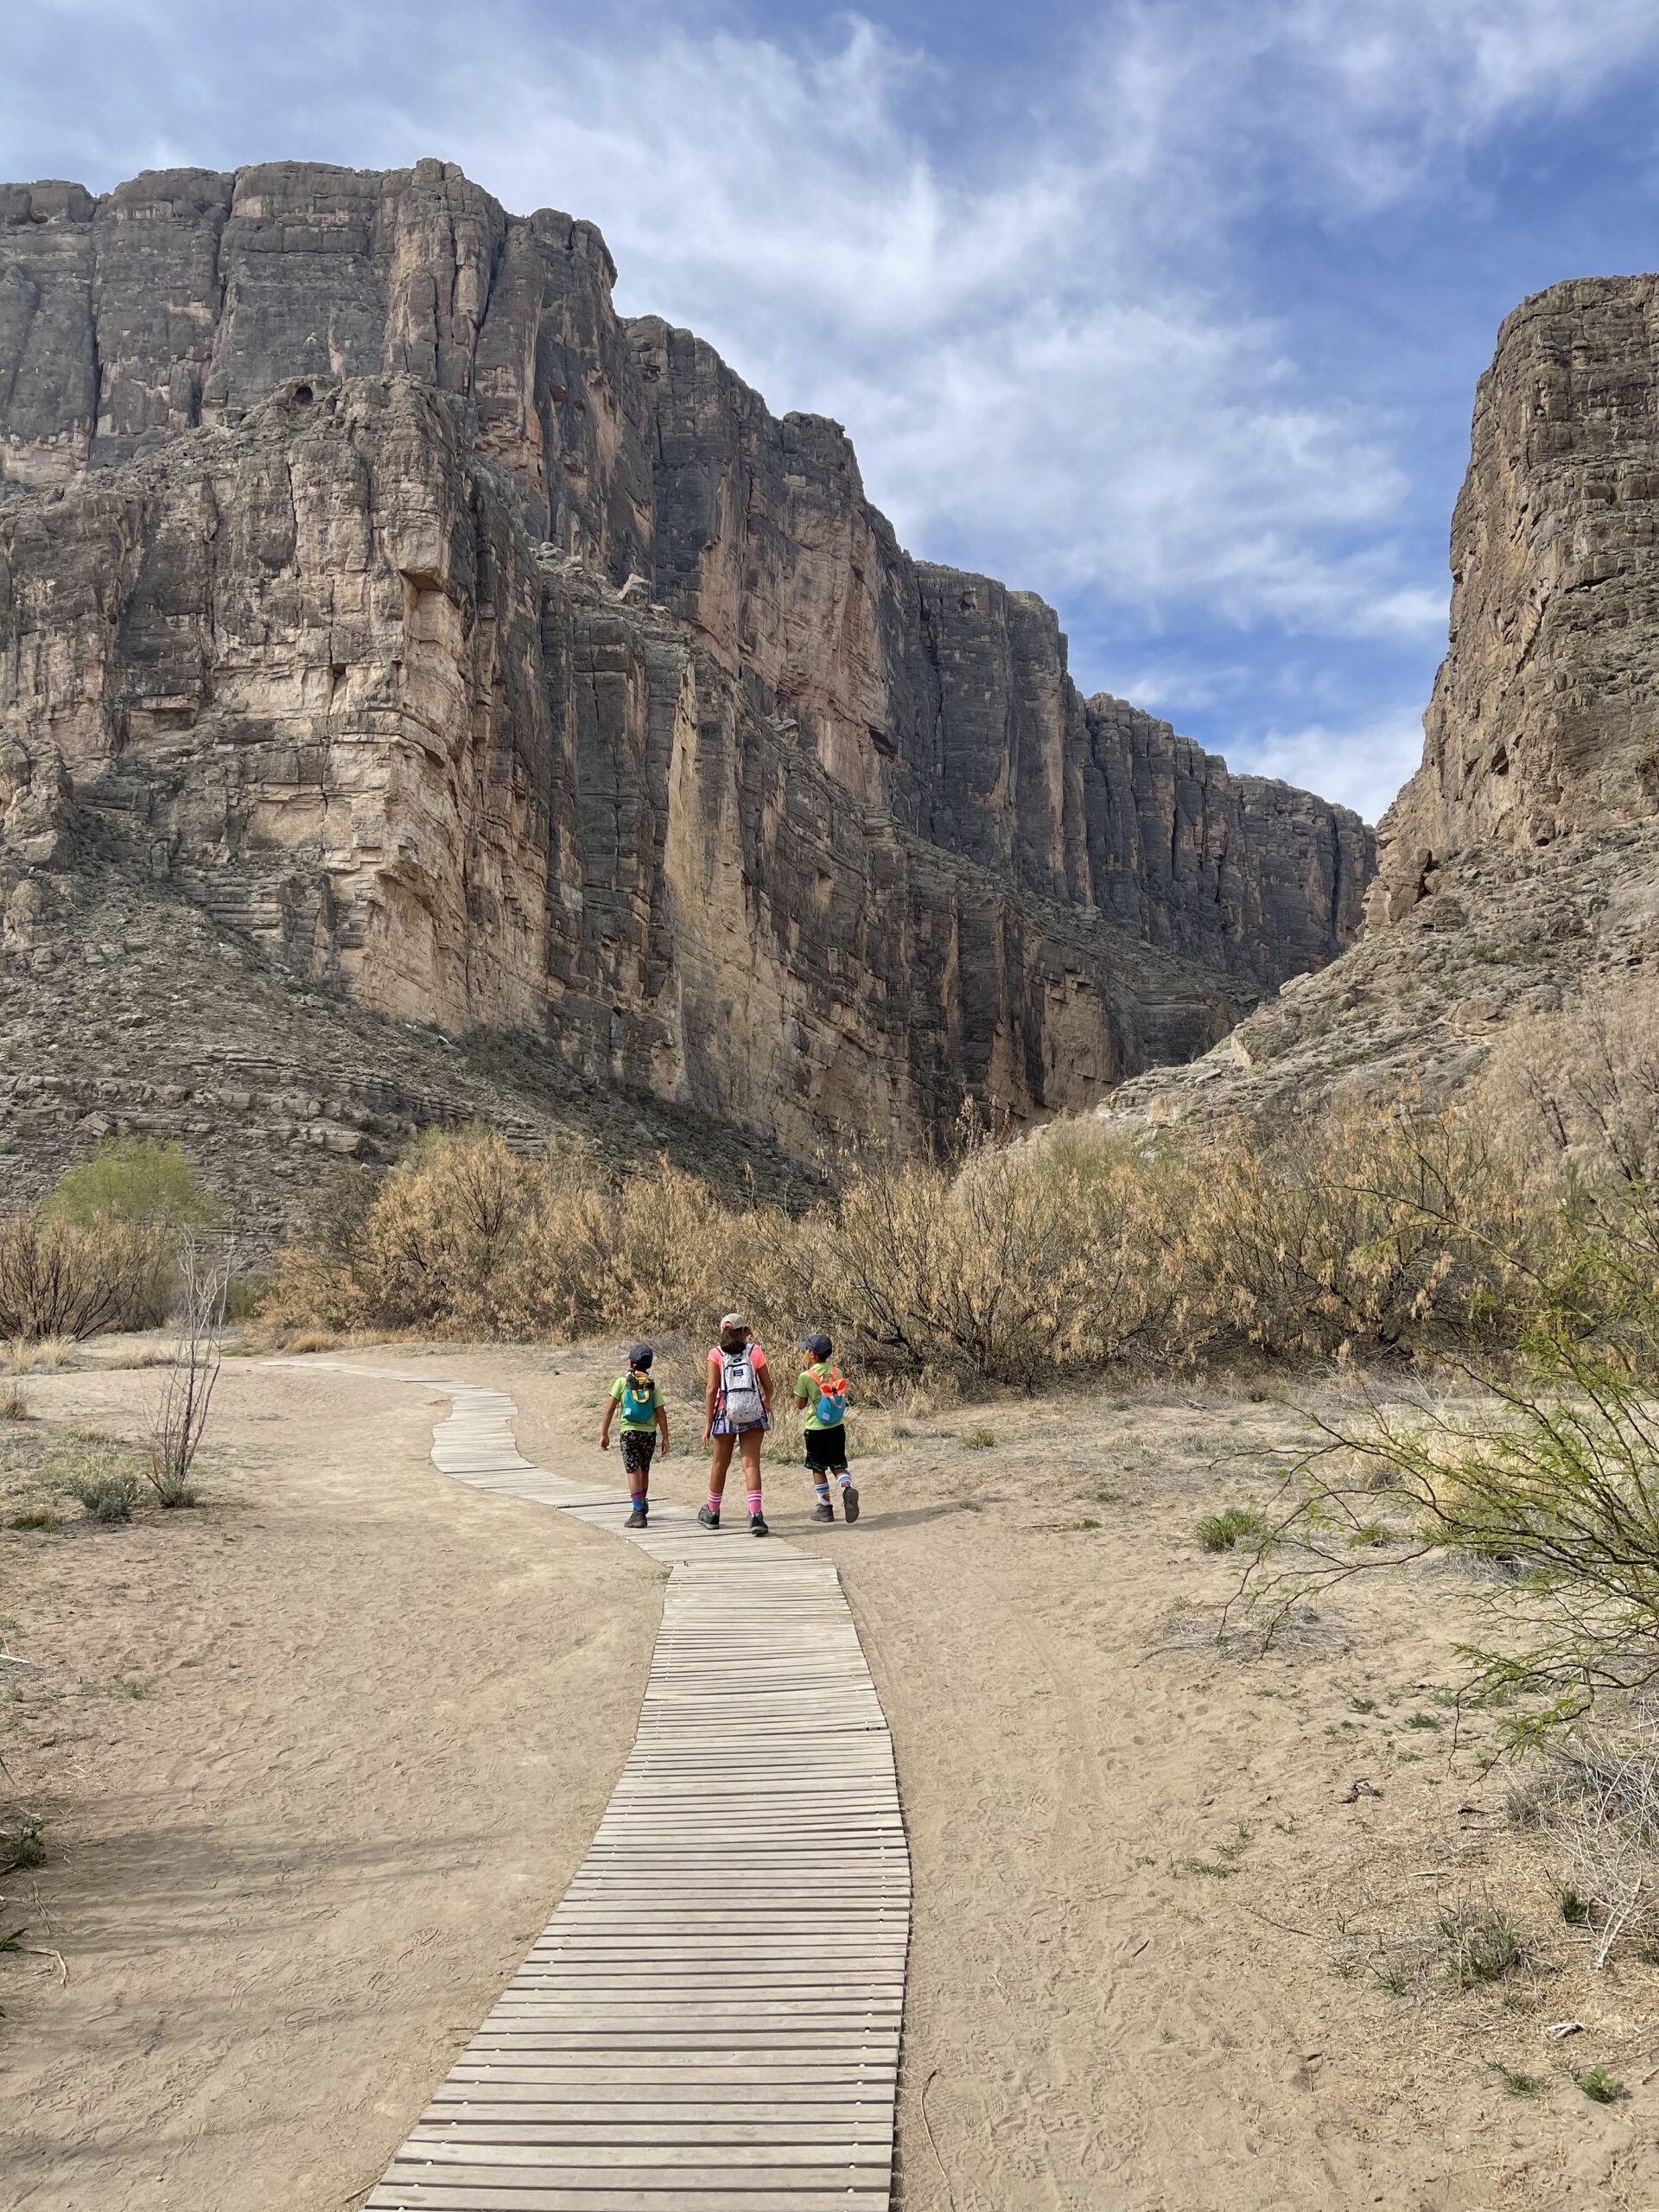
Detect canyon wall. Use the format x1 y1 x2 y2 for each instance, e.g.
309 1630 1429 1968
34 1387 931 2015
1374 274 1659 922
1 161 1371 1160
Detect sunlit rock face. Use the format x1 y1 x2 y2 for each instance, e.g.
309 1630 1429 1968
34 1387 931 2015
1 161 1369 1156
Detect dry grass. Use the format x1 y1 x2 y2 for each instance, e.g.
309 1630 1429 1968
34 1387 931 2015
257 1101 1556 1389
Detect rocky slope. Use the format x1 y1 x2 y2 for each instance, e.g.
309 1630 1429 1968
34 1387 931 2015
1 161 1369 1203
1103 273 1659 1131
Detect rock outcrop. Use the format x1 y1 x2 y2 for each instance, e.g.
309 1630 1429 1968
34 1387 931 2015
1 160 1370 1180
1101 273 1659 1132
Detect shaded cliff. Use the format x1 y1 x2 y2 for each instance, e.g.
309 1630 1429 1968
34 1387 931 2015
1 160 1370 1176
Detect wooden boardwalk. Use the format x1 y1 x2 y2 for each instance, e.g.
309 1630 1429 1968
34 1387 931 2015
294 1367 909 2212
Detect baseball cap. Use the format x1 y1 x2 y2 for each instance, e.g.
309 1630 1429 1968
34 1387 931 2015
798 1332 833 1360
719 1311 748 1332
627 1343 653 1369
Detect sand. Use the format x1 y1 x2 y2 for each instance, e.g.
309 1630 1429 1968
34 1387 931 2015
4 1340 1658 2210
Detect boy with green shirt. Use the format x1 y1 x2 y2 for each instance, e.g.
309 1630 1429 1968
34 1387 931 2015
600 1343 670 1529
795 1332 858 1524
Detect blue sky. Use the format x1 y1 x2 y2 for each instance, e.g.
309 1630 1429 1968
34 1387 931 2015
9 2 1659 821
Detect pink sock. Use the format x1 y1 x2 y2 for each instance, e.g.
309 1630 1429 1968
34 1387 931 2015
707 1491 722 1516
747 1488 764 1516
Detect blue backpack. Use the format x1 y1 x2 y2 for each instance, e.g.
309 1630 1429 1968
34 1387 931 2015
812 1363 849 1427
620 1370 655 1423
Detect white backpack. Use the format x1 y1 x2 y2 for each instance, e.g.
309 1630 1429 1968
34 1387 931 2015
720 1347 765 1427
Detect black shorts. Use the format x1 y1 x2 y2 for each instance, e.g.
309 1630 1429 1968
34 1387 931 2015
804 1425 849 1475
620 1430 657 1479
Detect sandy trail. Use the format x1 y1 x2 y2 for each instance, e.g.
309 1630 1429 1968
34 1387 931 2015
1 1357 658 2211
4 1342 1659 2211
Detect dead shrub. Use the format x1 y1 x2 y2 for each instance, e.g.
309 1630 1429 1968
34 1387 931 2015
1483 976 1659 1187
143 1238 230 1506
0 1216 168 1343
1535 1716 1659 1967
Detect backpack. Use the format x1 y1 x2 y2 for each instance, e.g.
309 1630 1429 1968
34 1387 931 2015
719 1347 766 1427
620 1370 655 1424
812 1363 849 1427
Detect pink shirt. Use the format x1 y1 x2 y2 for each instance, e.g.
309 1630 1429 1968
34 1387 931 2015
708 1343 767 1384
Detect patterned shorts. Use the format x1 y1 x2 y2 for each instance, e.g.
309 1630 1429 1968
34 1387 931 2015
620 1430 657 1478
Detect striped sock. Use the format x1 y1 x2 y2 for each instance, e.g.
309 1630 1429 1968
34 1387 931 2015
630 1491 646 1509
747 1488 764 1517
813 1481 831 1503
836 1471 853 1490
707 1491 721 1516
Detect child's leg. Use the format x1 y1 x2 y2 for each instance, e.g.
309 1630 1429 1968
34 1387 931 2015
739 1426 765 1518
708 1433 735 1510
623 1432 654 1504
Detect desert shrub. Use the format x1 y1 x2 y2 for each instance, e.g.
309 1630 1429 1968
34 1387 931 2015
47 1136 218 1234
143 1239 229 1505
1437 1901 1523 1986
67 1469 138 1523
1 1815 44 1872
1483 977 1659 1187
1196 1505 1268 1553
1530 1715 1659 1966
1177 1101 1547 1363
44 1137 221 1327
1 1381 26 1421
0 1215 169 1343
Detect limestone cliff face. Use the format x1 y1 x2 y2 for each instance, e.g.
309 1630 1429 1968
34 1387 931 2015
1376 275 1659 921
1 160 1370 1158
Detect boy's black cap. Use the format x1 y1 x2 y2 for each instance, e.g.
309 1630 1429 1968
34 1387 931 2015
627 1344 653 1368
798 1332 832 1360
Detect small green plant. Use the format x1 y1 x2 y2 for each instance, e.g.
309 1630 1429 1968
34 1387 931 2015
1487 2062 1541 2097
1574 2064 1627 2104
1438 1903 1522 1987
7 1510 61 1533
963 1425 996 1450
1555 1883 1592 1928
68 1471 139 1524
1405 1712 1443 1731
1349 1696 1377 1713
116 1676 147 1700
1109 1396 1131 1412
2 1815 44 1872
1347 1519 1394 1548
1196 1505 1268 1553
1057 1518 1100 1532
1371 1957 1412 1995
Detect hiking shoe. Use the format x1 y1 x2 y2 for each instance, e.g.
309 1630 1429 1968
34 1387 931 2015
749 1512 770 1538
812 1500 836 1523
697 1503 721 1531
840 1484 860 1525
626 1506 649 1529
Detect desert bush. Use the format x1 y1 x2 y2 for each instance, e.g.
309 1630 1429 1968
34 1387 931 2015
1436 1900 1523 1986
47 1135 219 1234
1177 1101 1547 1363
0 1215 168 1343
44 1136 221 1327
143 1238 230 1505
67 1468 138 1523
1484 977 1659 1187
1532 1715 1659 1966
1 1381 27 1421
1196 1505 1268 1553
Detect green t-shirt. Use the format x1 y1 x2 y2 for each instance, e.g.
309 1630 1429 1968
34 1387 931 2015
610 1376 661 1432
795 1363 845 1432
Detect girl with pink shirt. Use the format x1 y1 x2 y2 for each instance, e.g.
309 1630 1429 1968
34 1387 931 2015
699 1311 772 1537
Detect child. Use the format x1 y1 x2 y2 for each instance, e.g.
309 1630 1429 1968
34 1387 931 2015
700 1312 772 1537
600 1343 670 1528
795 1332 858 1524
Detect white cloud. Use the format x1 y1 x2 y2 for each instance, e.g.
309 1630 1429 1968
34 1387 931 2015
1235 715 1427 823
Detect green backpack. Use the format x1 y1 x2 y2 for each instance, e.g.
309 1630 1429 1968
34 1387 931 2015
620 1370 655 1423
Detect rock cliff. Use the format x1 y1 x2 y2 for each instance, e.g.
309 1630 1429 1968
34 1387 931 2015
1 160 1370 1188
1102 273 1659 1132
